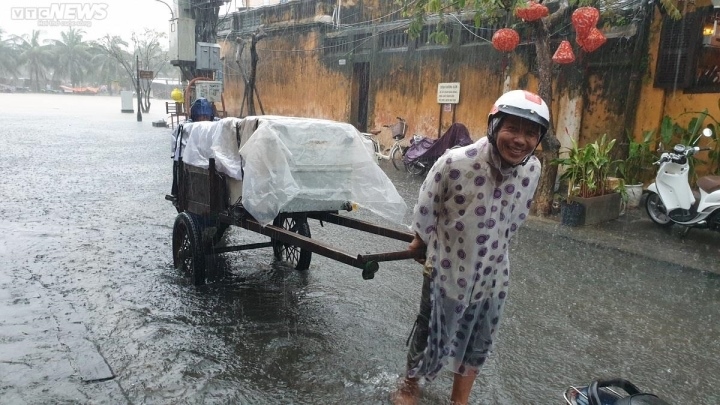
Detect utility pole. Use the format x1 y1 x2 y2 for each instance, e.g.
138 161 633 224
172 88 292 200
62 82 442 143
136 54 142 122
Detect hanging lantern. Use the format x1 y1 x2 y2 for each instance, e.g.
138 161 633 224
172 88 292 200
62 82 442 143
581 27 607 53
552 40 575 64
571 7 600 39
515 1 549 22
492 28 520 52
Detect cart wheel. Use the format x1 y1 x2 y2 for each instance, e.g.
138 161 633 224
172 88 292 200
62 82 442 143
272 216 312 271
172 212 206 285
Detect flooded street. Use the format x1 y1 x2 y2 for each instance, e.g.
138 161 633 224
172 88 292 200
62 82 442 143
1 93 719 404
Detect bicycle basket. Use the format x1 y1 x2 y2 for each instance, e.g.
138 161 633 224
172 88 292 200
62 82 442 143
390 121 407 140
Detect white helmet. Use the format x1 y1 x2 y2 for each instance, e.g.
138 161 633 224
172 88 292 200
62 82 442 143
487 90 550 142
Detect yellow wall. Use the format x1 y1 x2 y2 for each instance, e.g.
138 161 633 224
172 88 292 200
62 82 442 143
581 74 620 145
634 8 719 175
222 28 546 150
222 31 350 121
221 9 718 175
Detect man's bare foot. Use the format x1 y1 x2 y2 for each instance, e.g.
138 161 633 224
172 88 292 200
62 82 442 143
391 377 420 405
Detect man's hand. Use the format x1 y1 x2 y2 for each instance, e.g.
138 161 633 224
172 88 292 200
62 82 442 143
408 233 427 264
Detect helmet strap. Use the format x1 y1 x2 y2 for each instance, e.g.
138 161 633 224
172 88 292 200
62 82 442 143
487 115 505 147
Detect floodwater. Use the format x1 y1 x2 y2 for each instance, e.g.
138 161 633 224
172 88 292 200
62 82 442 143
0 93 719 404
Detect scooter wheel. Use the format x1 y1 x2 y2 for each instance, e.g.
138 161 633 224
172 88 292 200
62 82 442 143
406 161 427 176
645 192 673 227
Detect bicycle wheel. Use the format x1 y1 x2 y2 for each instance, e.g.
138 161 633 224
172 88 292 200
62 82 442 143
391 144 404 170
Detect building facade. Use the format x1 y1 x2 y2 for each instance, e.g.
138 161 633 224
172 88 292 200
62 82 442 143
216 0 720 176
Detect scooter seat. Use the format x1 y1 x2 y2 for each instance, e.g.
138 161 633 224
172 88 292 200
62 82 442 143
697 175 720 194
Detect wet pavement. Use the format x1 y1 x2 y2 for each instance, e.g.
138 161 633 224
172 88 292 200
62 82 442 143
528 202 720 275
1 94 719 405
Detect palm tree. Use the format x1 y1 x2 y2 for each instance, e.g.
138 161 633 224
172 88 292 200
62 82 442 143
14 30 53 92
0 28 19 79
88 40 126 94
93 34 135 87
51 27 91 87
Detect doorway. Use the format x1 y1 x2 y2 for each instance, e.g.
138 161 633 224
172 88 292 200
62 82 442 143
351 62 370 132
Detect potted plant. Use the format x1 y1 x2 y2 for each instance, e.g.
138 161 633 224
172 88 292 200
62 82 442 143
553 134 622 226
617 130 656 208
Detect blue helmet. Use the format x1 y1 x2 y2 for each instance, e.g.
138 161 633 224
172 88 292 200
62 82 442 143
190 97 214 121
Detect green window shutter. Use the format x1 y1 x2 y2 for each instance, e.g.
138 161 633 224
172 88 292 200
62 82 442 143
654 11 703 89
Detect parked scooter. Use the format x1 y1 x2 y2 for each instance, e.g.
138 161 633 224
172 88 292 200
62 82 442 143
563 378 671 405
645 128 720 233
402 123 473 175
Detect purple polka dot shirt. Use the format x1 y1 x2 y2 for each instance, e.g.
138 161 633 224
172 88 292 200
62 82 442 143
408 137 540 381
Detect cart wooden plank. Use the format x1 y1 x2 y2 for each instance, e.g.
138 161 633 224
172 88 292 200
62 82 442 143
307 212 415 242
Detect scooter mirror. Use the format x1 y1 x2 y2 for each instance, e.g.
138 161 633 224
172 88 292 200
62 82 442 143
702 127 713 137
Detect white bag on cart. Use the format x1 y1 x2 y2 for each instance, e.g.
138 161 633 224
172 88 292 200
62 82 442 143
177 116 407 227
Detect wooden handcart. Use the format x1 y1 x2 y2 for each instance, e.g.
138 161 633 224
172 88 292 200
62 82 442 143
167 155 420 286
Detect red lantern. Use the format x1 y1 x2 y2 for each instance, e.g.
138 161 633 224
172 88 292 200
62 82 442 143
492 28 520 52
515 1 549 22
572 7 600 39
552 40 575 64
581 27 607 53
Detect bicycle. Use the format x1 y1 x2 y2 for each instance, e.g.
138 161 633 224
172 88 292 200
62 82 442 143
362 117 408 170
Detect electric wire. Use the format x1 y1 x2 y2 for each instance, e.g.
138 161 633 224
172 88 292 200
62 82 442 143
224 0 639 73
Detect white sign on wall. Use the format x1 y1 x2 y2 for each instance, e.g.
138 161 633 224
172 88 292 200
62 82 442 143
195 81 223 102
437 82 460 104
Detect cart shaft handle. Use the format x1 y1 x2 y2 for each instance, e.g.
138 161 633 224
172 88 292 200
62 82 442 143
357 250 424 263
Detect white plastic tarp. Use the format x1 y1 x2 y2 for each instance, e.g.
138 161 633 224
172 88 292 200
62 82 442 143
174 118 245 179
175 116 407 226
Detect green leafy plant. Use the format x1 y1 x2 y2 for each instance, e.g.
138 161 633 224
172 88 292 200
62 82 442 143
617 129 657 185
710 132 720 175
658 109 719 183
553 134 619 201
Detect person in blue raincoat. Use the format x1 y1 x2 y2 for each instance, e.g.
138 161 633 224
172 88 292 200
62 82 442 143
170 97 216 197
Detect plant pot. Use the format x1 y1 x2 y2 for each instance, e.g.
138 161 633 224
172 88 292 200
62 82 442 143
624 183 644 209
561 200 585 226
571 192 622 225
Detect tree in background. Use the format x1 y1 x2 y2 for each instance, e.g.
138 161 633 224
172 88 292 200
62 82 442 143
89 42 127 95
132 29 169 112
401 0 681 215
94 29 168 112
93 35 135 92
51 28 91 87
0 28 19 79
13 30 53 92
